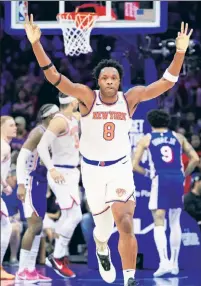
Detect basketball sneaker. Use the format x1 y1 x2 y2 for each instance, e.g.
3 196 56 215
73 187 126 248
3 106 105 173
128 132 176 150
171 265 179 275
153 261 172 277
127 278 139 286
0 266 15 280
15 268 52 283
46 254 76 278
96 246 116 283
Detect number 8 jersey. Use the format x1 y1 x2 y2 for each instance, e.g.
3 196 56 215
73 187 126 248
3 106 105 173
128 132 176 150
80 90 132 161
148 130 184 176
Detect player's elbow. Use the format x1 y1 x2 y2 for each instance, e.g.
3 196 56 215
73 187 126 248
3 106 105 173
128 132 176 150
163 78 175 90
194 156 200 166
44 66 59 84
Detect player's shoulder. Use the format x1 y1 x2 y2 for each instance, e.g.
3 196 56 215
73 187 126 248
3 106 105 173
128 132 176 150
1 138 11 151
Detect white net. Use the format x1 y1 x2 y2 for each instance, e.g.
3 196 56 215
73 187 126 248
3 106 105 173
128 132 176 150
57 13 98 57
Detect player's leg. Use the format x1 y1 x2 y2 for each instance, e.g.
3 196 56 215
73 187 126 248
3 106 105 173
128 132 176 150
47 170 82 278
149 175 171 277
169 208 182 274
112 200 138 286
17 178 51 283
9 219 22 265
0 202 15 280
81 161 116 283
107 159 138 286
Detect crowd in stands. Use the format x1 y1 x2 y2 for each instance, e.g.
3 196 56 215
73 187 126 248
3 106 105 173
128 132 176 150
1 1 201 265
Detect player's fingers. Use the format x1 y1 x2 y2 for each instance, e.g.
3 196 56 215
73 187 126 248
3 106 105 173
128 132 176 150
177 32 180 37
25 14 29 25
180 22 184 34
188 28 193 38
184 23 188 35
30 14 34 26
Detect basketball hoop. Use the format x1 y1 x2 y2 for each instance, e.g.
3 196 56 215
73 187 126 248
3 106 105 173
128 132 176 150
57 10 98 57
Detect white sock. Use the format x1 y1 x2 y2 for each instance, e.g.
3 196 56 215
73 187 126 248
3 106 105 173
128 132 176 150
169 209 182 267
123 269 135 285
1 215 12 265
53 236 69 259
19 249 30 272
28 235 41 271
154 226 168 263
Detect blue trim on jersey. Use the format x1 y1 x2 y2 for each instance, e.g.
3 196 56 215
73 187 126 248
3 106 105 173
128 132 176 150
54 164 77 169
82 155 126 167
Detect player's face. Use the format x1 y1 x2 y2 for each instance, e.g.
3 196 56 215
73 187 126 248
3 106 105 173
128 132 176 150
3 119 17 138
98 67 120 97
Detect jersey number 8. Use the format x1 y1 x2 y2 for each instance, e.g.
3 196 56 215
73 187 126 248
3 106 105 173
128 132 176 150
160 145 173 163
103 122 115 141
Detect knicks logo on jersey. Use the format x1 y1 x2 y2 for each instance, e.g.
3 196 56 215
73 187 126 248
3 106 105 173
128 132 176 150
93 111 127 121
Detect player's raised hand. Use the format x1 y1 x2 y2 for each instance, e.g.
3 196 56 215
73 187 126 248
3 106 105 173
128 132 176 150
176 22 193 53
24 14 41 45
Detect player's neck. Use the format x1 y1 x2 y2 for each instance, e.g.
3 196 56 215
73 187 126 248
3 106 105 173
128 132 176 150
1 134 11 143
62 109 73 118
99 91 118 104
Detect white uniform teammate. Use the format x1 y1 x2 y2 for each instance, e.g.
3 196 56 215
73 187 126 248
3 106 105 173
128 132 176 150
25 16 192 286
1 116 16 281
37 94 82 278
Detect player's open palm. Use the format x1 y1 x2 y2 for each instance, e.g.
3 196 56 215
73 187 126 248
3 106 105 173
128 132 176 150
176 22 193 53
24 14 41 45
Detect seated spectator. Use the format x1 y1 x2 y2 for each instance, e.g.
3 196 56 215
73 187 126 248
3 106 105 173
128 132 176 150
12 89 34 123
2 151 24 265
184 174 201 231
11 117 28 151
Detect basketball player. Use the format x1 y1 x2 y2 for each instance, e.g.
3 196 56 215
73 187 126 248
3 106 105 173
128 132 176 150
1 116 17 280
37 94 82 278
24 15 192 285
133 110 199 277
15 104 59 283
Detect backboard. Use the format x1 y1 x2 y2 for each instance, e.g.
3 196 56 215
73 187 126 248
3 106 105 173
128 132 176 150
5 1 167 35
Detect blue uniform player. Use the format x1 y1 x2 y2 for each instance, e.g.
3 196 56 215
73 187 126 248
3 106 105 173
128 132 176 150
133 110 199 277
16 104 59 283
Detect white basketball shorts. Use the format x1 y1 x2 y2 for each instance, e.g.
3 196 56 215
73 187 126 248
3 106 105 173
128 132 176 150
81 156 136 215
47 167 80 210
0 197 9 217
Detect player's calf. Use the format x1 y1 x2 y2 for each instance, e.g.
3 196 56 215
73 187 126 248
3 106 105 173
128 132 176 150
112 201 138 286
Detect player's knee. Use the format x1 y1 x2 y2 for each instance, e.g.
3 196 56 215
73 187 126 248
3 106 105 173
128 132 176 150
29 220 43 235
11 222 21 234
119 213 133 235
152 210 165 226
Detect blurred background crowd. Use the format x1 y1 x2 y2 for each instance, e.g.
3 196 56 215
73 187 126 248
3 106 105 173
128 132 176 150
1 1 201 267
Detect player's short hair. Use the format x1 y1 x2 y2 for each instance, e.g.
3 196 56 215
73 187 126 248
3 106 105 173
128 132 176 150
92 59 124 84
0 116 13 127
147 109 170 128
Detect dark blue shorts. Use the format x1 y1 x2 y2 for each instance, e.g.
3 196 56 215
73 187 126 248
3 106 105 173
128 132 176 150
149 173 184 210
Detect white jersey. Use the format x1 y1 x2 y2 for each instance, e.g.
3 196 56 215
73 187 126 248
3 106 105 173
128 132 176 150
51 113 79 166
80 90 132 161
1 138 11 192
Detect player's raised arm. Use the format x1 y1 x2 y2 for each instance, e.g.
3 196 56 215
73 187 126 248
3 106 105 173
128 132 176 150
127 22 193 105
24 14 93 104
180 135 200 177
37 117 67 183
132 135 151 177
